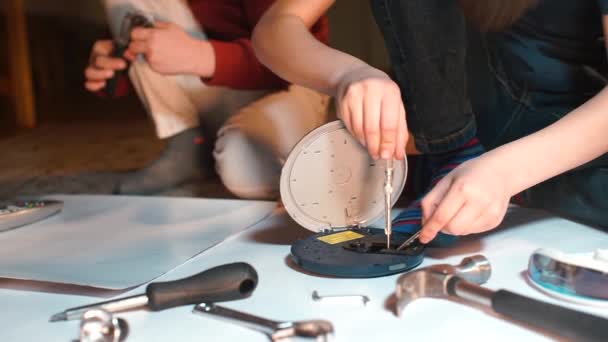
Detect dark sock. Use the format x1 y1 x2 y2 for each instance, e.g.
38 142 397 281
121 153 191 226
392 137 485 247
115 127 210 195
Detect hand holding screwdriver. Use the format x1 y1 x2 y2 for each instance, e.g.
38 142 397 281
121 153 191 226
50 262 258 322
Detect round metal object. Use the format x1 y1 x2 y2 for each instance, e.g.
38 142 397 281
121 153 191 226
280 120 407 232
79 309 128 342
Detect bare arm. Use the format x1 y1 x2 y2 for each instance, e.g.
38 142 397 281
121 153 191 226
253 0 408 160
253 0 369 95
497 16 608 194
418 17 608 243
419 87 608 243
495 87 608 195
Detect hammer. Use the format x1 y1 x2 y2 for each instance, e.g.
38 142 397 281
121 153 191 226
395 255 608 342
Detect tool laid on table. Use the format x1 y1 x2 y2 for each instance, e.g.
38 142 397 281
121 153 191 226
104 11 154 97
395 255 608 342
527 248 608 305
77 309 128 342
312 290 370 306
194 303 334 341
50 262 257 322
0 199 63 232
282 121 424 278
383 159 394 249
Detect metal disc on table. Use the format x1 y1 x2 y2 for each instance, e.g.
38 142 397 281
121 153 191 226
281 120 423 278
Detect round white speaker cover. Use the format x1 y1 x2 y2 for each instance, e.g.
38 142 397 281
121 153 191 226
280 120 407 232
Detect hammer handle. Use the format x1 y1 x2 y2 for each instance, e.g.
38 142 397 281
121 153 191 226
492 290 608 342
452 280 608 342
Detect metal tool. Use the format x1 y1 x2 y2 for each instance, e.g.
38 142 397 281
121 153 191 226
50 262 257 322
78 309 128 342
528 248 608 304
395 255 608 342
384 159 394 249
312 290 370 306
105 11 154 96
194 303 334 341
0 199 63 232
395 230 420 251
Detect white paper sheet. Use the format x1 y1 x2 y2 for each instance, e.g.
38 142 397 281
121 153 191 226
1 206 607 341
0 195 276 289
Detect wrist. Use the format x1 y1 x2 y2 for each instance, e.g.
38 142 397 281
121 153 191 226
191 40 216 78
334 63 389 96
483 145 527 197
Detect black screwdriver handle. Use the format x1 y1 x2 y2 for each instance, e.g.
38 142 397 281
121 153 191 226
104 43 128 97
492 290 608 342
146 262 258 311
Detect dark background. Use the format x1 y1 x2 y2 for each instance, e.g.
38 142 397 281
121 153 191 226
0 1 391 199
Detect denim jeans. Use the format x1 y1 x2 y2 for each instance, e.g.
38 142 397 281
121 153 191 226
370 0 608 228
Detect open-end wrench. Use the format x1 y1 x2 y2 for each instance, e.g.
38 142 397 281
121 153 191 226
78 309 128 342
193 303 334 341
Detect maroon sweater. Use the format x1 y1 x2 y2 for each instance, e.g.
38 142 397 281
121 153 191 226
189 0 329 89
110 0 329 96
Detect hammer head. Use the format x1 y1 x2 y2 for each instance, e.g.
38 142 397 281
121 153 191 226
394 255 491 316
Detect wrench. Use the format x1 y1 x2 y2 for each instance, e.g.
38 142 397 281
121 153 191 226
78 309 128 342
193 303 334 341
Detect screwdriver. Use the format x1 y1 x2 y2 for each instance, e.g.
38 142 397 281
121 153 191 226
384 159 394 249
396 230 420 251
49 262 258 322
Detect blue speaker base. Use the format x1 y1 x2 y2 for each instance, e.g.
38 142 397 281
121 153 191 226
291 228 424 278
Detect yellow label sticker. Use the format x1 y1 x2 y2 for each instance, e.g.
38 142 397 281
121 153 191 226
317 231 364 245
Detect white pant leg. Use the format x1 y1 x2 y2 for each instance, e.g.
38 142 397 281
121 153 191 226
103 0 205 38
214 85 330 199
103 0 329 200
103 0 230 138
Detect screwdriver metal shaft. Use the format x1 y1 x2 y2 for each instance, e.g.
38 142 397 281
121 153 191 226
384 159 394 249
50 294 148 322
396 230 421 251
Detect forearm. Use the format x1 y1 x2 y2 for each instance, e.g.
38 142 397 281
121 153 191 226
202 39 289 90
184 36 287 90
492 87 608 195
253 5 368 95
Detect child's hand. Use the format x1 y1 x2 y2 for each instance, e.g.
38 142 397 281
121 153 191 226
419 154 514 243
336 65 408 161
84 40 127 92
127 21 215 77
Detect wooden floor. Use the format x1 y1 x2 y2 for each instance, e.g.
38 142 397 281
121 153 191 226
0 10 234 201
0 11 418 203
0 97 234 200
